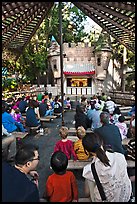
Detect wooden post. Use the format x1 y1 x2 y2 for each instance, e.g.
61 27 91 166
59 2 64 126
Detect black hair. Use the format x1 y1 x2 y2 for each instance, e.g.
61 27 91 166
15 143 39 165
113 107 121 115
50 151 68 174
100 112 110 124
82 133 110 167
28 99 39 108
118 115 125 123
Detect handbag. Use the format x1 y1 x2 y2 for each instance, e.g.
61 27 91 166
91 163 107 202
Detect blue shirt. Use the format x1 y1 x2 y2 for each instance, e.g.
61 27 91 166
2 112 17 133
2 161 40 202
18 100 28 113
26 107 39 127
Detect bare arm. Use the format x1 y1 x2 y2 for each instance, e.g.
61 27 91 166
84 179 95 202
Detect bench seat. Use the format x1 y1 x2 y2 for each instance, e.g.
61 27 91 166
67 158 134 169
12 132 28 139
45 115 57 119
68 128 92 134
67 159 92 169
122 138 130 146
40 117 51 122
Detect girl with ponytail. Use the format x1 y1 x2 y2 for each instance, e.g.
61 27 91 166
82 133 132 202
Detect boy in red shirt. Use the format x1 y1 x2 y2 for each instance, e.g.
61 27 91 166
43 151 78 202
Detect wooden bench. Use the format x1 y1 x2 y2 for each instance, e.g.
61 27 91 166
122 138 131 146
68 128 93 135
126 160 135 168
67 158 134 169
40 117 51 122
67 136 78 142
45 115 57 119
67 159 92 169
26 125 41 134
54 112 62 117
119 106 132 111
124 116 131 120
78 198 91 202
12 132 28 139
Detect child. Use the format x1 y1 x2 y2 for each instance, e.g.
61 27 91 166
54 126 77 161
13 108 26 132
43 151 78 202
115 115 128 140
66 97 71 109
74 126 90 160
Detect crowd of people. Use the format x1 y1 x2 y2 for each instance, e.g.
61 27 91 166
2 91 135 202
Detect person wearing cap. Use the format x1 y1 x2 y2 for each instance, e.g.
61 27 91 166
105 96 116 115
90 103 102 130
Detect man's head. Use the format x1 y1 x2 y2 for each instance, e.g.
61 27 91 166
15 144 39 173
100 112 110 124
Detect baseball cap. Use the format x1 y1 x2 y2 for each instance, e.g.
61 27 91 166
95 103 101 110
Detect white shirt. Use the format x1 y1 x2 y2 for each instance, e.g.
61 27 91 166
115 122 128 140
105 100 115 114
82 151 132 202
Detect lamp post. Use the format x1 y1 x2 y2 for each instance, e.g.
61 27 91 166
59 2 64 126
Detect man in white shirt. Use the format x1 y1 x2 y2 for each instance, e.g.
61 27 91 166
105 96 116 115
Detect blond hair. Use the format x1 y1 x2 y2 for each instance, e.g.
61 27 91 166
76 126 86 139
59 126 69 139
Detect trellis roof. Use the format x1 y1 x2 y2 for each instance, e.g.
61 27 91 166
2 2 135 58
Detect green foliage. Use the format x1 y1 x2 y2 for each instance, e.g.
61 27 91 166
46 2 88 43
2 78 18 91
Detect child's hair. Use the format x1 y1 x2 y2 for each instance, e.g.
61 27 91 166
76 126 86 139
14 108 20 114
82 133 110 167
59 126 68 139
51 151 68 174
118 115 125 123
66 97 70 101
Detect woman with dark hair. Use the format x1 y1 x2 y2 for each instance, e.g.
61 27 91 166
26 99 40 127
43 151 78 202
74 104 91 130
82 133 132 202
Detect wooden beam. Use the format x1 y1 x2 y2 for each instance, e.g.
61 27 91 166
79 2 133 36
98 2 135 12
14 3 54 57
86 2 135 24
73 3 135 53
2 3 43 35
3 6 46 48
